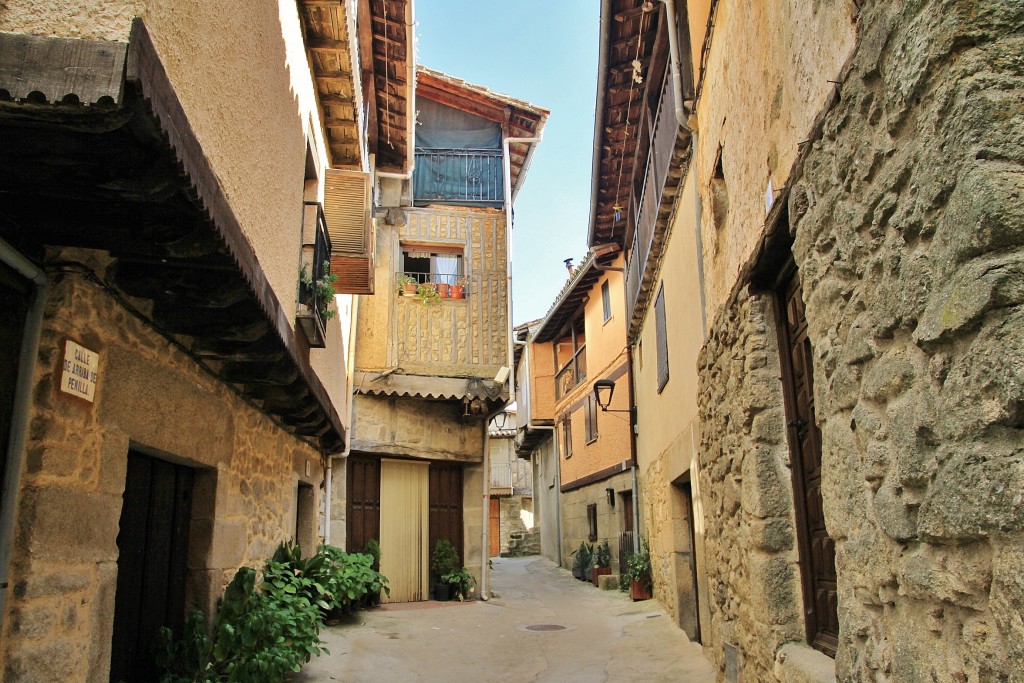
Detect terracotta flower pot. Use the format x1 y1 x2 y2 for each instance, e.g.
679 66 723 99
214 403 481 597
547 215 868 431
403 282 417 296
436 283 450 298
630 579 652 601
449 284 464 299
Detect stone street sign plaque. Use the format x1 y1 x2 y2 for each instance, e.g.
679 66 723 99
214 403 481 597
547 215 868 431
61 340 99 402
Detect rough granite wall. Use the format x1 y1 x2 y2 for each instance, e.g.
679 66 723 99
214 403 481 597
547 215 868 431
697 292 804 682
790 1 1024 681
2 261 322 682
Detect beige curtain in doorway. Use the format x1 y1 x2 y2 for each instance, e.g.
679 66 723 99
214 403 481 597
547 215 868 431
379 459 429 602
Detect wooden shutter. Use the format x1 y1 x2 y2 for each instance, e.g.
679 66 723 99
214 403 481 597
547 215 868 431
324 169 374 294
655 284 669 392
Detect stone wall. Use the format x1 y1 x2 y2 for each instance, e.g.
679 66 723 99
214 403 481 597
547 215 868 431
2 262 323 682
560 472 634 574
697 291 805 682
789 2 1024 681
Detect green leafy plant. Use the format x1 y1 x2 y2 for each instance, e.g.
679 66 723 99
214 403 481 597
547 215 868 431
415 282 440 305
431 539 459 578
156 543 390 682
299 260 339 321
624 536 652 590
363 539 381 570
571 541 593 575
442 567 475 599
396 274 417 294
157 563 327 683
594 541 611 568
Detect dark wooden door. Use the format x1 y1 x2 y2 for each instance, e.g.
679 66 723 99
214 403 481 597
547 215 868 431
346 455 381 553
110 452 194 682
428 463 463 567
775 270 839 657
0 262 31 501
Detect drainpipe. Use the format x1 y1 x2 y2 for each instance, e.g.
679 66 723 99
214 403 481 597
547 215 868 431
626 346 641 551
0 238 47 619
480 414 496 601
658 0 693 133
501 135 542 395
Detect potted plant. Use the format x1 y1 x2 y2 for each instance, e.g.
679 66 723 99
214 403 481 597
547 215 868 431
416 281 440 305
362 539 383 607
571 541 592 581
436 280 450 298
442 567 475 601
625 536 652 601
449 276 466 300
431 539 458 601
592 540 612 587
397 274 418 296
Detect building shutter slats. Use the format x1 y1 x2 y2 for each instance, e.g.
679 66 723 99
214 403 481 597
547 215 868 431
323 169 374 294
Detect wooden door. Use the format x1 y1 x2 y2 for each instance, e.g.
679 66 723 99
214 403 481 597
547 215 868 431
0 262 30 503
110 452 194 682
379 459 428 602
488 498 500 557
429 463 463 565
346 455 381 553
775 269 839 656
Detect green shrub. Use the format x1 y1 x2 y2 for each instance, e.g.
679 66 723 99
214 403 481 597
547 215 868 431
157 564 326 683
156 542 390 682
431 539 459 578
442 567 475 599
623 536 652 589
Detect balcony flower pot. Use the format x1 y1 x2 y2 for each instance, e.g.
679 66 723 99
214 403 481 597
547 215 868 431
436 282 450 298
449 284 464 299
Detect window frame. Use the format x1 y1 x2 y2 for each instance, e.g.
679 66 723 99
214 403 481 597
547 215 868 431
561 416 573 459
601 280 612 323
587 503 598 542
585 394 599 444
655 283 670 393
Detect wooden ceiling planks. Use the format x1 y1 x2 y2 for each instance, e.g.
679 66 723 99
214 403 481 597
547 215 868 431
368 0 410 171
591 0 661 248
299 0 361 168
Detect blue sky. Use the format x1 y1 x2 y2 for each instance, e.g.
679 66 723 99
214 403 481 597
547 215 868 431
415 1 600 325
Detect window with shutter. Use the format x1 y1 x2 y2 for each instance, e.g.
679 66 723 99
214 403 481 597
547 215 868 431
562 416 573 459
585 394 599 444
324 169 374 294
655 284 669 392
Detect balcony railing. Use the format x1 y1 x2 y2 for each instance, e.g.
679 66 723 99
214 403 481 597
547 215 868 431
490 461 532 494
395 271 467 299
413 148 504 205
626 68 680 324
296 201 333 348
555 351 587 401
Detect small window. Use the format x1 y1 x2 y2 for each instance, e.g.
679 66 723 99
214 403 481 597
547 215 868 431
587 503 598 542
585 394 599 444
655 284 670 392
399 245 464 287
562 416 573 459
601 280 612 322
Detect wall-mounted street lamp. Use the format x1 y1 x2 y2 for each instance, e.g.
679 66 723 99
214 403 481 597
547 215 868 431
490 411 509 430
594 378 629 413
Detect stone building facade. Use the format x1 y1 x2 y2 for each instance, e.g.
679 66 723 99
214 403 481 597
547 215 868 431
339 67 547 602
587 0 1023 681
521 254 637 576
0 1 363 679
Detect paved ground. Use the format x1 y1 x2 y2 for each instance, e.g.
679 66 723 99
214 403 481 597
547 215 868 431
296 556 716 683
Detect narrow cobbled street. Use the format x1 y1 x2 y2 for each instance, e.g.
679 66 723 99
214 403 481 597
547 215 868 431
297 556 714 683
